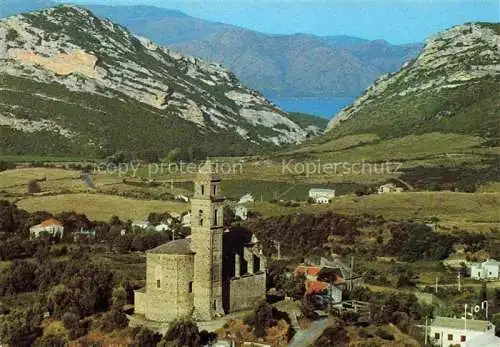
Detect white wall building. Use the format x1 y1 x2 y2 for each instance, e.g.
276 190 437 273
308 188 335 204
429 316 498 347
470 259 500 280
235 205 248 221
378 183 404 194
132 220 152 230
238 193 254 204
154 223 171 232
181 211 191 227
29 219 64 239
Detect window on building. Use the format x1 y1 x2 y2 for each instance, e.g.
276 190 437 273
448 334 453 341
213 300 217 310
434 333 440 340
461 336 466 342
201 185 205 195
213 185 217 196
478 272 481 277
198 210 204 226
188 281 193 293
157 280 161 288
214 209 218 226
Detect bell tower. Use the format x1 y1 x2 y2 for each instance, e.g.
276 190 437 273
191 160 225 320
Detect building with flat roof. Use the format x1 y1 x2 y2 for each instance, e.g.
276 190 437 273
429 316 498 347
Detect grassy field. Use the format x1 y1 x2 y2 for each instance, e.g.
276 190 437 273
248 191 500 231
0 167 80 188
16 193 188 222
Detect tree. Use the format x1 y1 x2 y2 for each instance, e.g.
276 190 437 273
27 180 41 194
158 318 201 347
0 308 43 347
313 319 349 347
253 301 275 338
101 286 129 332
491 313 500 337
132 327 162 347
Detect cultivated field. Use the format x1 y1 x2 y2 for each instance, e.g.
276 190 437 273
249 191 500 231
16 193 188 222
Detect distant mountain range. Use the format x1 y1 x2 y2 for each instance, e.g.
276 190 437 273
1 1 423 98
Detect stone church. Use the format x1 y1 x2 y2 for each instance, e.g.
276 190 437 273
134 161 267 322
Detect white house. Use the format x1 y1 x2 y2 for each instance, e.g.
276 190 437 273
175 194 189 203
154 223 171 232
308 188 335 204
131 220 151 230
378 183 404 194
181 211 191 227
470 259 500 280
429 316 498 347
235 205 248 221
30 219 64 239
238 193 254 204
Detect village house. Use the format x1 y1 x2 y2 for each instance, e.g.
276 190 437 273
428 316 499 347
134 161 267 322
295 264 345 305
132 220 152 230
154 222 171 232
29 218 64 239
378 183 404 194
308 188 335 204
470 259 500 280
238 193 254 204
181 211 191 227
235 204 248 221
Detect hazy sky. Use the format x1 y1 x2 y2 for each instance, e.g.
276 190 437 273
69 0 499 43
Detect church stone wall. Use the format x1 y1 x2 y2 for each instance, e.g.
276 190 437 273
144 253 195 322
134 290 146 315
229 273 266 312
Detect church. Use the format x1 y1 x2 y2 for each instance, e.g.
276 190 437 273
134 161 267 322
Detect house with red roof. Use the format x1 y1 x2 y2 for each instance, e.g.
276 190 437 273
29 218 64 239
295 264 346 305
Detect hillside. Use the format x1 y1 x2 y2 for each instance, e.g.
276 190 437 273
0 1 422 98
85 5 422 98
0 5 315 158
326 23 500 139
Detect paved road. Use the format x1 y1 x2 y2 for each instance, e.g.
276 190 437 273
288 318 331 347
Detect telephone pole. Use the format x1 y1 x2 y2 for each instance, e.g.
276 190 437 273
435 277 439 294
457 271 461 291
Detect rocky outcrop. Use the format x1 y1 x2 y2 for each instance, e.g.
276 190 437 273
327 23 500 131
0 5 310 156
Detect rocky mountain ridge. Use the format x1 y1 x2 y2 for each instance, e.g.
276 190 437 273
0 1 423 98
0 6 317 157
326 23 499 138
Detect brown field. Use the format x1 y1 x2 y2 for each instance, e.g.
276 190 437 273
16 193 188 222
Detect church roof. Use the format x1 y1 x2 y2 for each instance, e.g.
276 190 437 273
147 239 194 255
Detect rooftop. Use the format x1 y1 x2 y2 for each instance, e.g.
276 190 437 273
431 317 493 332
309 188 335 193
147 239 194 255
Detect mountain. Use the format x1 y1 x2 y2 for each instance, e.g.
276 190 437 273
87 5 422 98
326 23 500 139
1 1 422 98
0 6 318 158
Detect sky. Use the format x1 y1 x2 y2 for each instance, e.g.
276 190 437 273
68 0 499 44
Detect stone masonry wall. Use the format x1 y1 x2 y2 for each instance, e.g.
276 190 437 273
229 273 266 312
144 253 194 322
